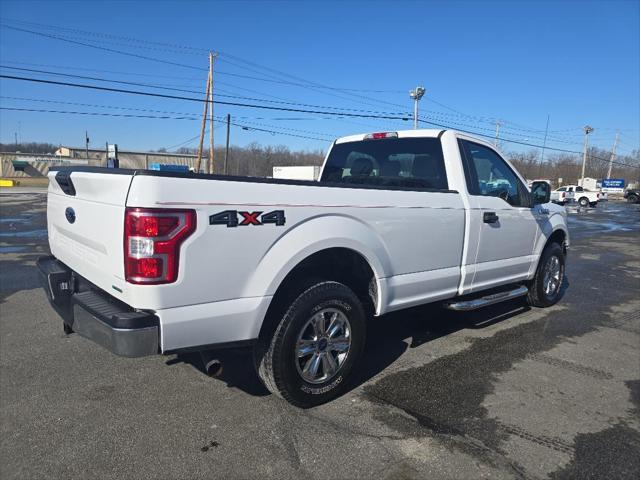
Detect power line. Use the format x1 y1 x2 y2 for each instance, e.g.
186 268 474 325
163 125 223 151
0 24 205 71
417 119 638 168
0 66 588 148
0 23 406 96
1 17 208 54
3 20 636 147
1 102 635 169
2 19 406 93
0 106 332 143
0 96 341 137
0 74 412 121
0 21 418 113
0 65 412 116
1 75 635 168
0 106 201 120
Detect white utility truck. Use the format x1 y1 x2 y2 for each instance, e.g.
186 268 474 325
38 130 568 407
552 185 604 207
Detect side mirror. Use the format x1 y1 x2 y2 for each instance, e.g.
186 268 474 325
531 181 551 206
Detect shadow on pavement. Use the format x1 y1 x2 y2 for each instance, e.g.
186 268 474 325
166 292 541 401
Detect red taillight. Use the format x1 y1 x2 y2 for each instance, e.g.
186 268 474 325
124 208 196 284
562 192 566 198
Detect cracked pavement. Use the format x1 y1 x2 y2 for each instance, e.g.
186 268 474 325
1 189 639 479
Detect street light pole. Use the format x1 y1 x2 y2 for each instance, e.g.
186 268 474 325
606 132 619 180
494 121 502 147
580 125 594 186
409 86 425 129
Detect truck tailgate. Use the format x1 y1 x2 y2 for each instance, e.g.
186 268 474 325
47 170 133 295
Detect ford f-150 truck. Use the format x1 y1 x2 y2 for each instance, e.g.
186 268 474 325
38 129 568 407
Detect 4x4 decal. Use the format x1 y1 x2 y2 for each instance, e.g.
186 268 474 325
209 209 286 228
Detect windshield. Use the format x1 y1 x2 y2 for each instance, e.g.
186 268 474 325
320 137 448 190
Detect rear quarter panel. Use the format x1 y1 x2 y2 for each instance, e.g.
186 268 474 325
124 174 465 313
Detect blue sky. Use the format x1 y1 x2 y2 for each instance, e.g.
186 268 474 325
0 0 638 157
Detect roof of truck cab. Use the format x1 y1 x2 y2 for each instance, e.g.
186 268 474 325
334 129 445 144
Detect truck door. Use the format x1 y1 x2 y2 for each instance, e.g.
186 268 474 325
459 140 539 292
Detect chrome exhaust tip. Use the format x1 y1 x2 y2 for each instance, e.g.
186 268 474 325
200 351 223 377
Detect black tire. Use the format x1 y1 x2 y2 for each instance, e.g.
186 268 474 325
527 242 565 307
255 281 366 408
578 197 589 207
627 194 638 204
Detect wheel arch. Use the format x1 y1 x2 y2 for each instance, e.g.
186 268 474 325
547 228 568 252
243 214 391 340
256 246 384 343
530 226 568 278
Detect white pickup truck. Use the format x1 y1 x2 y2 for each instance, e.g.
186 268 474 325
38 129 569 407
551 185 604 207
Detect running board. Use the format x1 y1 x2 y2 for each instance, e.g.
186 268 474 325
445 285 529 311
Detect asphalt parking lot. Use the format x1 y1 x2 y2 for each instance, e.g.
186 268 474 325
1 188 639 480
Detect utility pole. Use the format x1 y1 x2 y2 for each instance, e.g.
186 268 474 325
14 132 17 148
606 132 619 180
580 125 594 186
208 52 218 175
494 121 502 148
409 86 425 129
85 131 90 159
224 113 231 175
195 66 212 173
540 114 550 166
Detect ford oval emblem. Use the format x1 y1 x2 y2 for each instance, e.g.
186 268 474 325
65 207 76 224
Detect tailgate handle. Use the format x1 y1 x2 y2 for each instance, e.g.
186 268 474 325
55 171 76 196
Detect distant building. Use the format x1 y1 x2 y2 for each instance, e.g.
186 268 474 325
1 146 198 178
54 146 198 169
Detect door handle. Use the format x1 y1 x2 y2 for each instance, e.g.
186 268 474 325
483 212 499 224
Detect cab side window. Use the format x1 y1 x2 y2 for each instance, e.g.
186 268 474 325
460 140 527 207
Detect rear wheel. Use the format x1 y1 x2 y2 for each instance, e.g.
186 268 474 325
527 242 565 307
578 197 589 207
255 281 366 408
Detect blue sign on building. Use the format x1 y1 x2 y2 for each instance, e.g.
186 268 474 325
602 178 625 189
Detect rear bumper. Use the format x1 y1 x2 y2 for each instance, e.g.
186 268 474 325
37 256 159 357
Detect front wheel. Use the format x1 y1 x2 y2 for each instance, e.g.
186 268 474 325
255 281 366 408
627 194 638 204
527 243 565 307
578 197 589 207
